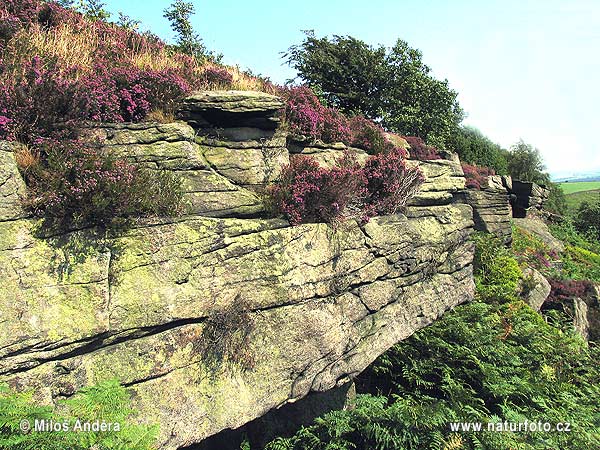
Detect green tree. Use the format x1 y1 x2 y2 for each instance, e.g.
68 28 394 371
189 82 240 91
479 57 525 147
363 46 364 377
574 195 600 240
285 33 464 148
78 0 111 21
448 125 509 174
507 140 549 184
545 182 568 215
116 12 140 31
163 0 222 62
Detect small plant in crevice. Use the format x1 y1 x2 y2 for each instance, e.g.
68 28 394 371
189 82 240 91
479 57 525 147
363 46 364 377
197 296 256 372
20 137 184 230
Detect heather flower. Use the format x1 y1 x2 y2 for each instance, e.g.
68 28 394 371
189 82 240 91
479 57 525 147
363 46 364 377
404 136 441 160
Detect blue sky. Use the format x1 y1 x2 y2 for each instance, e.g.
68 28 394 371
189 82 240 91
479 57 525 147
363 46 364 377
103 0 600 178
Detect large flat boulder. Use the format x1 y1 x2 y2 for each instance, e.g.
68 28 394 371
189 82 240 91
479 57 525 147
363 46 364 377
0 203 474 449
177 90 284 130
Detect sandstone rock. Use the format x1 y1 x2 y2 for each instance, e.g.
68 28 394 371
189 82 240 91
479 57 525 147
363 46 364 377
0 204 474 449
384 133 409 150
410 159 466 194
522 268 551 311
573 297 589 341
291 145 369 168
456 189 512 245
177 90 284 130
510 180 549 218
0 141 28 221
513 217 565 253
86 123 265 218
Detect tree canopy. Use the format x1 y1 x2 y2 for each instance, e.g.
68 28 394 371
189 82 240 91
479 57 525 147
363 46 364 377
507 140 550 185
448 125 509 174
285 32 464 148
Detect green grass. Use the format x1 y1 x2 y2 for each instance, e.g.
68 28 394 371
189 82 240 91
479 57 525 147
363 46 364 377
559 181 600 194
564 189 600 212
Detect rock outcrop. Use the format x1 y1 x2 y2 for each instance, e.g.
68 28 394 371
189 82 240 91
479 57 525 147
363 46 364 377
456 175 513 244
409 158 466 207
509 180 549 218
177 90 284 130
513 216 565 253
0 91 476 449
522 268 551 311
0 141 28 222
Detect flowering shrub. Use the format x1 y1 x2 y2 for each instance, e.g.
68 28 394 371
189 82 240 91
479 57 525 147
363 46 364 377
462 163 495 190
363 148 422 215
75 67 191 123
403 136 441 160
22 138 183 228
0 57 78 141
268 149 423 225
548 279 593 303
283 86 351 143
512 226 560 273
267 153 365 225
348 116 394 155
201 66 233 88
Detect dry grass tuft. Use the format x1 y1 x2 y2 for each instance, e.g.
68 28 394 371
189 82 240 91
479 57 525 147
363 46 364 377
14 145 40 172
144 109 176 124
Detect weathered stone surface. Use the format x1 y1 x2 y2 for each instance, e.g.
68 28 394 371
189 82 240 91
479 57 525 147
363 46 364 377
513 217 565 253
0 202 474 449
85 122 265 218
177 91 284 130
456 188 512 245
573 297 589 340
384 133 409 150
510 180 549 218
202 146 289 186
522 268 551 311
0 141 28 221
291 145 370 168
411 159 466 194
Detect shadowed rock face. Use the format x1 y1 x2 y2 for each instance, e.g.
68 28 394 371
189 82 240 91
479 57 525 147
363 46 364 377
177 90 284 130
0 91 476 449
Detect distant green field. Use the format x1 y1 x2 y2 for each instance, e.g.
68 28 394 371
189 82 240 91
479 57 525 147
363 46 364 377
564 189 600 212
559 181 600 194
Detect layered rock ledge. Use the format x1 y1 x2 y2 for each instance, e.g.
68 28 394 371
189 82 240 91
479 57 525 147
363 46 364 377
0 91 476 449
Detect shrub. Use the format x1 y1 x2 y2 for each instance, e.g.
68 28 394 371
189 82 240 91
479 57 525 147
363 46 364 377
268 149 423 225
0 57 78 141
283 86 352 143
201 65 233 88
548 278 593 303
267 153 366 226
347 116 393 154
197 295 256 371
403 135 441 160
362 147 423 215
512 226 560 274
574 196 600 240
75 67 191 123
462 163 495 190
22 138 183 228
